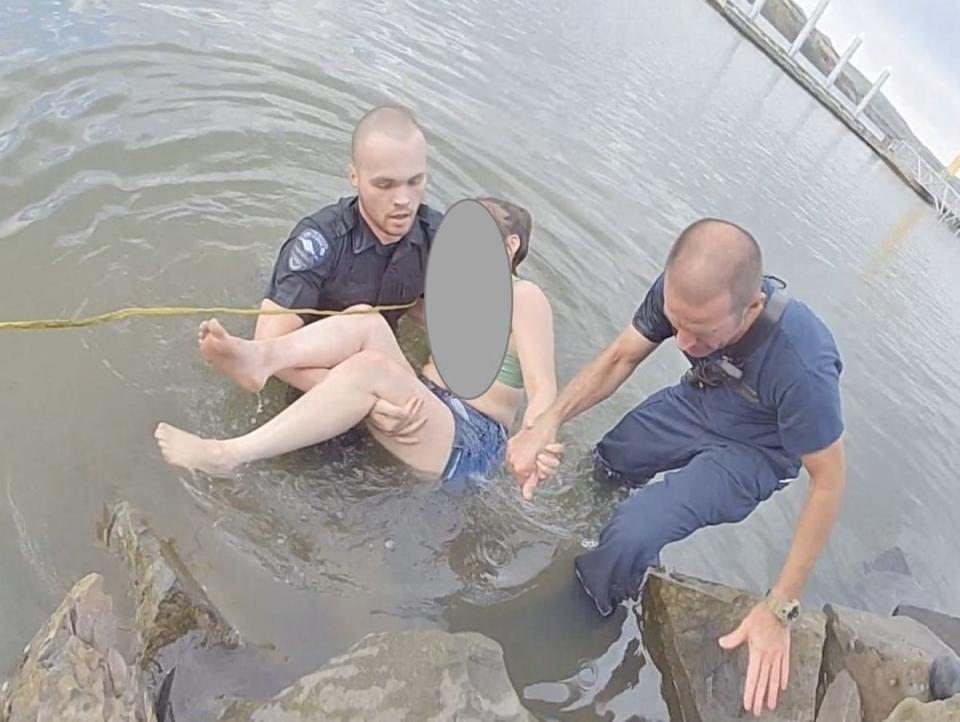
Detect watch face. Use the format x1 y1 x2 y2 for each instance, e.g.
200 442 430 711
786 604 800 621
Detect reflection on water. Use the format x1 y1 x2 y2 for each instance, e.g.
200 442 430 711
3 0 960 718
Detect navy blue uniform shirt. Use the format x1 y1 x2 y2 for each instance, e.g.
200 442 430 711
633 273 844 470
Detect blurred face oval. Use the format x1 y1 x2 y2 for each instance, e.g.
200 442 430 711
424 199 513 399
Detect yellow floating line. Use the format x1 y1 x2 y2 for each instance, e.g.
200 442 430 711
0 302 415 330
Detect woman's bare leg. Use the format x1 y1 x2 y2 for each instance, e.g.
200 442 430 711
199 308 409 392
155 350 454 476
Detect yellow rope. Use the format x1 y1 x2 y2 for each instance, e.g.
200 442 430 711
0 302 415 330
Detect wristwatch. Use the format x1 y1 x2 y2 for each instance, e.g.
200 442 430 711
764 589 801 626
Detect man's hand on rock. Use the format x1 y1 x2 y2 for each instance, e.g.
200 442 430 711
718 602 790 716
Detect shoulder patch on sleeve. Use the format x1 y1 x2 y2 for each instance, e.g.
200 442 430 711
287 227 331 272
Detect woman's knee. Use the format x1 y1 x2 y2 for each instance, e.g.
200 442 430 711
342 348 392 373
342 305 393 342
339 350 412 391
329 350 398 397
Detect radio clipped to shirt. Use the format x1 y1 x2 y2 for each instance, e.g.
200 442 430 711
682 277 789 403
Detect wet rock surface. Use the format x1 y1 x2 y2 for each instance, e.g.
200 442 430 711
103 502 239 672
894 604 960 657
8 502 960 722
821 602 954 722
0 573 157 722
930 654 960 702
217 629 535 722
882 694 960 721
815 670 861 722
102 503 280 722
641 570 826 722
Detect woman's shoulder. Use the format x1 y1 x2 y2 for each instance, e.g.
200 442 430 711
512 277 549 303
511 277 553 323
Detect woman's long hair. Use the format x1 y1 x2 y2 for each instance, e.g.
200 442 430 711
476 197 532 274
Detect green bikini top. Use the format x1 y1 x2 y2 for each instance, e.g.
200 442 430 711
495 278 525 390
496 343 524 390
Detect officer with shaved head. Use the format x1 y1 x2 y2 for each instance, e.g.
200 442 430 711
508 218 846 716
208 104 443 439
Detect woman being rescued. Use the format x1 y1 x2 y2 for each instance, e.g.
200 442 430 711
154 197 562 487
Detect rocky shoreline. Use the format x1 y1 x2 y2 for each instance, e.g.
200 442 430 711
642 571 960 721
2 503 960 721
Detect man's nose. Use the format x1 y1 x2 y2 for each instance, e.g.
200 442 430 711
393 187 412 207
675 328 696 353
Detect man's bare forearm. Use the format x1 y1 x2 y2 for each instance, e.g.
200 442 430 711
541 347 643 432
771 466 845 600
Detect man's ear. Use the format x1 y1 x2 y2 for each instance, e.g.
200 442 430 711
507 233 521 257
348 163 359 190
749 289 765 313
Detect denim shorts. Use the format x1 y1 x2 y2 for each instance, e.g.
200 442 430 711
420 376 508 482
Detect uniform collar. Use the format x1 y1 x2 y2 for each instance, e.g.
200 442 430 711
347 196 426 254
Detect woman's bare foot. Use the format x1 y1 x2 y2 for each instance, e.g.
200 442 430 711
198 318 268 392
155 423 242 476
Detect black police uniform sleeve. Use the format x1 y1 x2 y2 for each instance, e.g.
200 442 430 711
631 272 675 343
264 219 335 311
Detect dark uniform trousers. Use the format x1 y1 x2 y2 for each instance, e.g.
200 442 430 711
574 384 792 616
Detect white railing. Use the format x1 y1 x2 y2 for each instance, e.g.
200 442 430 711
888 141 960 233
721 0 959 236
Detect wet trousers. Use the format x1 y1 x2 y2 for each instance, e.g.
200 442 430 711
575 384 793 616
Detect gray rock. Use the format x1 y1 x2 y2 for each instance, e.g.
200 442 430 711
641 570 826 722
217 629 535 722
0 573 156 722
822 603 954 722
894 605 960 656
864 546 912 577
816 670 861 722
103 503 239 676
883 695 960 721
101 503 296 722
930 655 960 701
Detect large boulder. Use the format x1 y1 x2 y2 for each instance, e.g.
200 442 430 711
103 503 239 669
103 502 241 719
217 629 535 722
822 603 954 722
0 573 156 722
816 670 861 721
894 605 960 657
882 695 960 721
641 570 826 722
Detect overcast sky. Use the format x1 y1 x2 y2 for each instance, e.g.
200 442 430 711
794 0 959 166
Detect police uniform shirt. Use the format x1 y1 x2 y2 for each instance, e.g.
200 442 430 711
264 196 442 328
632 273 844 466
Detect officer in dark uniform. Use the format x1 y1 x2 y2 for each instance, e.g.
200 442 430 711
263 194 441 333
508 219 847 716
254 104 443 398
